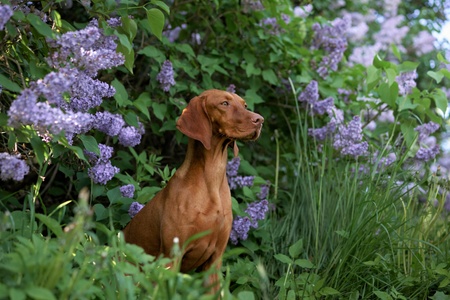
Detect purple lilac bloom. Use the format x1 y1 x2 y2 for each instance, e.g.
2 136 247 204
257 181 270 200
333 116 368 158
0 4 13 31
229 216 251 244
163 24 187 43
396 71 417 96
226 84 236 93
298 80 319 103
415 122 440 142
312 97 334 115
107 17 122 28
245 199 269 228
0 153 30 181
120 184 135 198
312 17 350 78
157 60 176 92
88 160 119 185
229 175 255 190
226 157 240 177
129 201 144 218
242 0 264 13
308 107 343 141
93 111 125 137
118 125 143 147
415 145 440 161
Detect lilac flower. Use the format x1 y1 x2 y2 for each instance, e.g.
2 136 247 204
312 17 350 78
259 16 288 35
396 71 417 96
333 116 368 158
257 181 270 200
47 19 124 77
129 201 144 218
338 88 353 103
415 122 440 142
93 112 125 137
0 153 30 181
88 161 119 185
0 4 13 31
413 31 436 55
298 80 319 103
163 24 187 43
226 84 236 93
118 125 143 147
242 0 264 13
415 145 440 161
229 216 251 244
312 97 334 115
107 17 122 28
157 60 176 92
226 157 240 177
120 184 135 198
294 4 313 18
308 107 343 141
374 16 408 50
348 44 381 67
245 199 269 228
229 176 255 190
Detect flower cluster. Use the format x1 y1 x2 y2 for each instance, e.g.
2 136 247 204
157 60 176 92
85 144 119 185
0 4 13 31
128 202 144 218
120 184 135 198
226 84 236 94
333 116 368 158
312 17 350 78
297 80 335 116
413 31 436 56
226 157 255 190
414 122 440 161
163 24 187 43
396 71 417 96
259 14 290 35
242 0 264 13
0 153 30 181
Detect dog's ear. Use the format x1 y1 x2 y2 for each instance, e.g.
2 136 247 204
176 96 212 150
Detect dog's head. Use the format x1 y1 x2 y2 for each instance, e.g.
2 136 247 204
176 89 264 155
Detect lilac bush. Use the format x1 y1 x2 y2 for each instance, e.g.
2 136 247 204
120 184 135 198
0 153 30 181
0 4 13 30
157 60 176 92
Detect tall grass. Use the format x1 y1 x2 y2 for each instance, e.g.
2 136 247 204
266 91 450 298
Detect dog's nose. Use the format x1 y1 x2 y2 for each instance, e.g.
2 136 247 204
252 114 264 125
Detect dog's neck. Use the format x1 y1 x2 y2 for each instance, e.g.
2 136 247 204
177 137 232 184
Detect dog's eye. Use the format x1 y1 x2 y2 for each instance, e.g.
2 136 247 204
222 101 229 106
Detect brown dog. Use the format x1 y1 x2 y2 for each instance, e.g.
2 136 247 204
123 89 263 290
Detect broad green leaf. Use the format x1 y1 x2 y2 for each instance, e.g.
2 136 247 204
366 66 381 91
385 68 397 86
35 214 63 238
320 287 340 296
262 69 278 85
400 122 417 150
30 135 47 166
377 82 398 108
138 45 166 63
244 89 264 111
93 203 108 221
237 291 255 300
152 0 170 14
124 111 140 128
146 8 165 41
122 16 137 41
288 238 303 258
115 31 133 52
152 102 167 121
178 44 195 57
391 44 401 61
398 61 420 72
27 14 54 38
79 135 99 155
294 258 315 268
274 253 293 264
0 73 22 92
107 187 123 204
427 71 444 84
397 96 418 111
116 41 135 74
134 92 152 120
111 78 129 106
373 291 393 300
437 51 449 64
432 88 448 113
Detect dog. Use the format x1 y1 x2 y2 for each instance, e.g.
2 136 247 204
123 89 264 291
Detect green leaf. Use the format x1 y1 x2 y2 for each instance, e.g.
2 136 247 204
427 71 444 84
432 88 448 113
0 73 22 92
26 286 56 300
262 69 278 85
237 291 255 300
398 61 419 72
122 16 137 41
152 0 170 14
437 52 449 64
27 14 54 38
146 8 165 41
274 253 293 264
400 122 417 150
320 287 340 296
397 96 418 111
373 291 393 300
134 92 152 120
111 78 129 106
178 44 195 57
288 239 303 258
35 214 63 238
377 82 398 108
93 203 108 221
117 43 135 74
124 111 140 128
385 68 397 86
10 288 26 300
391 44 401 61
366 66 381 91
152 102 167 121
30 135 47 166
244 89 264 111
294 259 315 269
78 135 99 155
138 45 166 63
107 187 123 204
115 31 133 52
